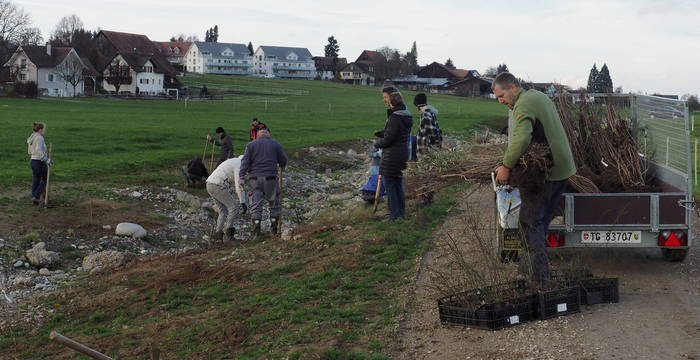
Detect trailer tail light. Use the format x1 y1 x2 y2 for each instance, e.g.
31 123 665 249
657 231 687 247
546 232 565 247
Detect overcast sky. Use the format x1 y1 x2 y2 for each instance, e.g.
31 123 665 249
19 0 700 95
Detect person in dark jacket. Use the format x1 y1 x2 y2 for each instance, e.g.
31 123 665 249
181 155 209 187
207 127 233 167
413 93 443 155
240 129 288 236
374 87 413 220
249 118 269 141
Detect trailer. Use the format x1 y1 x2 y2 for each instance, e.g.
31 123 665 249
495 94 694 262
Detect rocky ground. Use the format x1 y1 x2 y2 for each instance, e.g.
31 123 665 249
0 138 377 330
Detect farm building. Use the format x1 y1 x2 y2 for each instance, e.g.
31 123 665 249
154 41 192 73
340 62 376 85
3 44 97 97
442 76 494 97
94 30 180 94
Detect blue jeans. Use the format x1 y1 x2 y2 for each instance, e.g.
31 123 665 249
518 179 568 285
30 160 48 200
383 175 405 219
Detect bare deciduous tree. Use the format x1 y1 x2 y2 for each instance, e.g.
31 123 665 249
55 53 84 96
105 60 131 94
0 0 42 61
51 14 83 46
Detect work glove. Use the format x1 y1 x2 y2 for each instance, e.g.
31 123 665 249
46 158 54 166
373 130 385 138
206 135 212 142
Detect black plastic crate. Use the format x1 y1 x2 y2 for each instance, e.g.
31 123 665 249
437 281 537 330
578 277 619 305
551 269 619 305
536 286 581 320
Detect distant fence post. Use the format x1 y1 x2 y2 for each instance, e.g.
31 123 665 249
666 136 670 166
328 104 332 112
695 139 697 183
294 104 298 112
693 115 695 133
458 105 461 115
265 100 268 111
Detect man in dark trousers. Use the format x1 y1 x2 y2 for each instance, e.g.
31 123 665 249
240 129 288 236
249 118 269 141
207 127 233 167
373 86 413 220
413 93 443 155
493 72 576 286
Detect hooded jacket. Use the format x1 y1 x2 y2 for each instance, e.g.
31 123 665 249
374 103 413 177
27 132 48 161
416 105 442 154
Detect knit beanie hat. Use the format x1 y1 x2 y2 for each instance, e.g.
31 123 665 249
413 93 427 107
215 127 225 133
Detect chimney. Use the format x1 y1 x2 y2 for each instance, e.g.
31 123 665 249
46 43 51 56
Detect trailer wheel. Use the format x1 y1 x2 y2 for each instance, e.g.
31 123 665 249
661 248 688 262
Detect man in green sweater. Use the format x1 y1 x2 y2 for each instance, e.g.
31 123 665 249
493 72 576 286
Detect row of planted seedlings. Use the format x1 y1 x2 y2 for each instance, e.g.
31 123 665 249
430 195 619 331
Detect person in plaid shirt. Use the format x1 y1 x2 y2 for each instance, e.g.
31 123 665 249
413 93 443 155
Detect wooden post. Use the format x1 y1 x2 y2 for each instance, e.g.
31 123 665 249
209 139 216 171
202 138 209 160
372 175 383 214
666 136 670 166
695 139 697 183
692 115 695 133
50 331 114 360
44 143 53 206
328 104 332 112
265 100 268 111
278 166 284 236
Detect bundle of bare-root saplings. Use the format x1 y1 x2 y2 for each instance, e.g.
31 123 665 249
407 94 655 196
554 95 655 193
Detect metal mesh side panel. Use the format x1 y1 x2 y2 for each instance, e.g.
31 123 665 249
635 95 689 174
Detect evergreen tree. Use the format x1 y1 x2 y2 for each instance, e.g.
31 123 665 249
205 29 210 42
496 63 509 74
445 58 455 70
247 42 254 55
587 64 599 92
212 25 219 42
324 36 339 57
404 41 418 73
598 63 613 93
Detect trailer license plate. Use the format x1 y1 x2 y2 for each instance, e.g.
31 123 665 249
581 231 642 244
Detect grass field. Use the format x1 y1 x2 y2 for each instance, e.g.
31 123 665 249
0 75 506 187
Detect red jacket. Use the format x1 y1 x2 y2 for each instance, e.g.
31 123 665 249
249 123 268 141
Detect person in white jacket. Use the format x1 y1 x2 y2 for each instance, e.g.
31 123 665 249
26 122 52 205
205 155 247 241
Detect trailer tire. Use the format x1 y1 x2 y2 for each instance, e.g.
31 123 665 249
661 248 688 262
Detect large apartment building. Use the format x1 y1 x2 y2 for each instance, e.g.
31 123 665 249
252 46 315 79
185 42 253 75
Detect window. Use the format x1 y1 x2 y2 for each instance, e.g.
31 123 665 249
47 74 54 82
144 66 153 72
19 73 27 81
20 58 27 70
